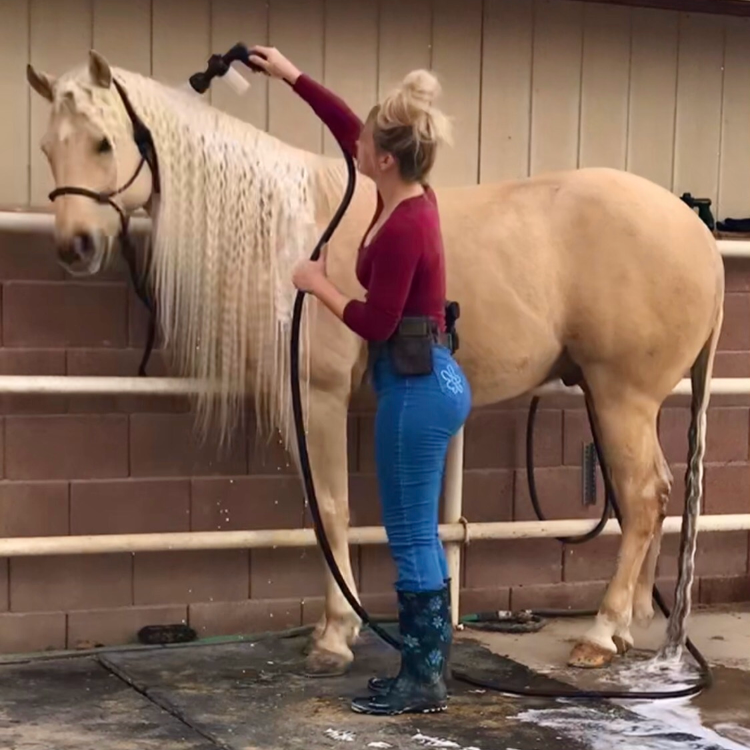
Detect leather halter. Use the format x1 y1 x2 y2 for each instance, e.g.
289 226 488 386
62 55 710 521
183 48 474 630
48 78 160 376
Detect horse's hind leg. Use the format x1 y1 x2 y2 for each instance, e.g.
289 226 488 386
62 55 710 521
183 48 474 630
632 449 673 628
568 382 672 668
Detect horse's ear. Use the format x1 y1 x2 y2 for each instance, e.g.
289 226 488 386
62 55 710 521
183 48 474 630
88 49 112 88
26 63 55 102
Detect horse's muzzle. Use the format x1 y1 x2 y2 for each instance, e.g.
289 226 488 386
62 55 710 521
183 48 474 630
57 232 98 273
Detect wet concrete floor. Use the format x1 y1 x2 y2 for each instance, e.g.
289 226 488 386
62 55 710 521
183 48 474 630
469 606 750 749
0 608 746 750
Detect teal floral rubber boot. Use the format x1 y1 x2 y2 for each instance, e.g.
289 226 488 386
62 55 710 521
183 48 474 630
351 586 452 715
367 579 452 696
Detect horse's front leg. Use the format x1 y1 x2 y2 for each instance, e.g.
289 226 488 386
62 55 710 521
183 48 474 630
300 384 361 677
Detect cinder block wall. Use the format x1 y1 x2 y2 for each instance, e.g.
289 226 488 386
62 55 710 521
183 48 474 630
0 234 747 654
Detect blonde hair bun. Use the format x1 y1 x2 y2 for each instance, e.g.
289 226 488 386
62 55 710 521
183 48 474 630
379 69 453 147
401 69 442 108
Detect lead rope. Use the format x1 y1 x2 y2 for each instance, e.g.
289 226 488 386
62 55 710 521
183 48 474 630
121 228 157 377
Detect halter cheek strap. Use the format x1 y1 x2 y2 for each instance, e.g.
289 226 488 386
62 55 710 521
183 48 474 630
48 78 159 218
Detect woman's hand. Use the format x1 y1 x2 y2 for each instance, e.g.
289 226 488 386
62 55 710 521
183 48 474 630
292 257 327 294
293 254 351 321
248 46 302 85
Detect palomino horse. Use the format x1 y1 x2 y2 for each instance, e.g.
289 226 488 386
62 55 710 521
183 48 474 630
26 51 724 677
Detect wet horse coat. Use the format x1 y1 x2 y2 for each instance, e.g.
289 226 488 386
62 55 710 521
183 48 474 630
26 52 724 676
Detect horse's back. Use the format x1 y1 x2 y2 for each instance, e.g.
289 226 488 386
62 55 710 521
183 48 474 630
437 166 720 278
435 167 724 403
551 168 723 361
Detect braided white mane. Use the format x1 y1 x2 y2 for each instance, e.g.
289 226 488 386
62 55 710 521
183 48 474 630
53 65 345 446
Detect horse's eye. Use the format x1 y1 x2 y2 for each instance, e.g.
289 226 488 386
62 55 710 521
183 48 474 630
97 137 112 154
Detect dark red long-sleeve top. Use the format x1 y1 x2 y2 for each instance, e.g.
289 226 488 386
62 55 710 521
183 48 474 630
292 74 446 341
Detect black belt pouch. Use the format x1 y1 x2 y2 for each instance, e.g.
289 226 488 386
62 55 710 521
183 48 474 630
387 317 434 376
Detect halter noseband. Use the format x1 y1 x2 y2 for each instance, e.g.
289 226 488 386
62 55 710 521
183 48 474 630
48 78 160 376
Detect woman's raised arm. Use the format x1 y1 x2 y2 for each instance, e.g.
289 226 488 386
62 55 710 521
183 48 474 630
249 45 362 158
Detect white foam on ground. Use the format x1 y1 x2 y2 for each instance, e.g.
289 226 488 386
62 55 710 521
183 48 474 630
324 728 356 742
713 726 750 746
411 733 461 748
516 655 750 750
615 658 749 750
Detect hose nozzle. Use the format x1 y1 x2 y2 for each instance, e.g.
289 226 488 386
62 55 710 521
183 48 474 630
188 42 265 96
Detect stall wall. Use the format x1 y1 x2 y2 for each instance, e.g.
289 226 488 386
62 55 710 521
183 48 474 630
0 0 747 652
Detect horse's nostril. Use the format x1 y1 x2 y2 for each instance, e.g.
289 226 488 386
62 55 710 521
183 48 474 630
73 233 94 258
58 247 78 266
58 233 95 267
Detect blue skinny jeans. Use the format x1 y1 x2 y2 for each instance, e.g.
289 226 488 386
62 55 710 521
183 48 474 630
370 343 472 593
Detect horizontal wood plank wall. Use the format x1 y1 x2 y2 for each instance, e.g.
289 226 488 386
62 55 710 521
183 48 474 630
431 0 483 186
479 0 533 183
322 0 378 158
268 0 324 152
626 7 679 190
28 0 93 207
92 0 152 78
209 0 269 129
152 0 212 89
3 0 750 217
530 0 584 176
719 17 750 220
0 0 30 207
579 2 630 170
672 12 724 207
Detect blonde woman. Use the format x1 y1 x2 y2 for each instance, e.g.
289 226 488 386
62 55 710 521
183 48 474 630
250 45 471 716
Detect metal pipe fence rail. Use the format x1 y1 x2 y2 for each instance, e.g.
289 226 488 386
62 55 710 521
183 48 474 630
0 514 747 558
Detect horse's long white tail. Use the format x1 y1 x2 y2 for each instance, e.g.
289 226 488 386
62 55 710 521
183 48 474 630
662 310 722 655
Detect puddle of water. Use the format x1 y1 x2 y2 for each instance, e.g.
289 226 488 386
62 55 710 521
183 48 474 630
692 666 750 727
689 665 750 747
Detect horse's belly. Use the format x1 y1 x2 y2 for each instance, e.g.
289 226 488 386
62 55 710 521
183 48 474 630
452 298 564 407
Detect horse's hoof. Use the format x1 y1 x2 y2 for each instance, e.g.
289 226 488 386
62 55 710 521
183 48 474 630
302 623 327 656
304 648 352 678
567 640 616 669
612 635 633 655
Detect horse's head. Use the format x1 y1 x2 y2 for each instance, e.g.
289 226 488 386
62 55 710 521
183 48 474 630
27 50 155 276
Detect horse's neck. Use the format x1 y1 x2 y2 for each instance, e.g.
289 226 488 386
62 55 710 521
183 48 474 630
216 118 350 218
133 73 363 243
308 155 351 217
131 70 354 220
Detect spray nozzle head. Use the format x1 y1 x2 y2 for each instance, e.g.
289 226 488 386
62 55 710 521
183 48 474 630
189 53 230 93
188 43 266 95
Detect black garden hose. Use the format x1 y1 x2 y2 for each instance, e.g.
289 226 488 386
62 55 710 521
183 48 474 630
288 148 400 652
289 163 713 698
189 45 713 702
526 395 612 545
